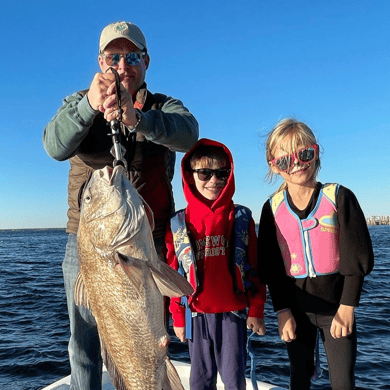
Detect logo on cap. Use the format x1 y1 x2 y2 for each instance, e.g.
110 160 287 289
116 22 127 32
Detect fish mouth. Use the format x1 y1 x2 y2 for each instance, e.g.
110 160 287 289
105 165 126 186
83 165 127 219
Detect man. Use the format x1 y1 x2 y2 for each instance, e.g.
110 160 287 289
43 21 198 390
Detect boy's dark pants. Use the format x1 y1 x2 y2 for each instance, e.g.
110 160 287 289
287 310 357 390
188 312 247 390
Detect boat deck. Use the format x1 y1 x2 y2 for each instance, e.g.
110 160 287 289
42 360 287 390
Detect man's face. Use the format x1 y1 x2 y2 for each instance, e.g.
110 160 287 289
99 38 150 98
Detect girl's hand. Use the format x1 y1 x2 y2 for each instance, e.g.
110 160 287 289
173 326 186 342
330 304 355 339
247 317 266 335
278 310 296 342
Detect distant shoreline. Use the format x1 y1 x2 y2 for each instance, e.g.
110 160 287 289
0 228 66 231
366 216 390 226
2 225 389 232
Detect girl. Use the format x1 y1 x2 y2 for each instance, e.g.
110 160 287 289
257 119 374 390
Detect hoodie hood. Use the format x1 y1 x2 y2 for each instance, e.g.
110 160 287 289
181 138 235 214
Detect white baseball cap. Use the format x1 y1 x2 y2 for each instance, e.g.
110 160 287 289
99 21 147 53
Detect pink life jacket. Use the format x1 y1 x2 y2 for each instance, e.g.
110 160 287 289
271 183 340 278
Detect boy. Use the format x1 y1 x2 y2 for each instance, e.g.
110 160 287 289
165 138 266 390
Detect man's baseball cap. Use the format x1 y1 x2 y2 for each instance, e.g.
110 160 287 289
99 21 147 53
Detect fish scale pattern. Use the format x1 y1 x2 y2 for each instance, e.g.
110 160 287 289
76 165 191 390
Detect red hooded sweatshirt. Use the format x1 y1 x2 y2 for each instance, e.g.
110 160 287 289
165 138 265 328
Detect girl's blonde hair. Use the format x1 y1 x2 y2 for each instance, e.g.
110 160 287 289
265 118 321 192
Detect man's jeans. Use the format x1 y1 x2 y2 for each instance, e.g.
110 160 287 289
62 233 166 390
62 234 102 390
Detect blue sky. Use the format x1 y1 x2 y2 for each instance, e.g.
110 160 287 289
1 0 389 229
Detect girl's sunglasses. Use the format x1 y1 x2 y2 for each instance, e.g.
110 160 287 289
101 52 145 67
192 168 230 181
269 144 318 173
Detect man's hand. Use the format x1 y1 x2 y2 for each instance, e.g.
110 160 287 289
101 74 138 128
278 310 296 342
173 326 186 342
247 317 266 335
330 304 355 339
87 73 116 112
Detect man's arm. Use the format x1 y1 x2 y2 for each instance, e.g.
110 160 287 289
100 79 198 152
43 92 98 161
44 92 198 160
133 96 199 152
44 72 117 161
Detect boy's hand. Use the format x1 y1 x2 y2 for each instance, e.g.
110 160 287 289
173 326 186 342
247 317 266 335
278 310 296 342
330 304 355 339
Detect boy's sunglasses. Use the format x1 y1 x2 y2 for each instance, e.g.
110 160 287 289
101 52 145 67
192 168 231 181
269 144 318 173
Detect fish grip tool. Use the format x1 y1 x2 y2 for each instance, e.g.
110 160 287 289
106 67 128 170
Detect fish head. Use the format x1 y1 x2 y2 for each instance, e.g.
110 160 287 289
79 165 153 256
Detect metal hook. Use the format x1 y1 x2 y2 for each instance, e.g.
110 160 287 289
105 67 127 169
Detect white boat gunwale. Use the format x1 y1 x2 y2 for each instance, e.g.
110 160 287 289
42 360 287 390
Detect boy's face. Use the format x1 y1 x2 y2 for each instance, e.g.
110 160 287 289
192 160 229 201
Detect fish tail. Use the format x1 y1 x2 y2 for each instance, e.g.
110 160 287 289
162 356 185 390
100 335 128 390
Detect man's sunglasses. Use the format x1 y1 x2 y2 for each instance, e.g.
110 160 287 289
101 52 145 67
192 168 231 181
269 144 318 173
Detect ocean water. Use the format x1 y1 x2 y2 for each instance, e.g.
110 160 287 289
0 226 388 390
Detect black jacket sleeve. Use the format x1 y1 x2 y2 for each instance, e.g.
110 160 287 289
337 186 374 306
257 200 295 312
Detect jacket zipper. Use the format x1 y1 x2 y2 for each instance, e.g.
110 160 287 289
304 230 316 278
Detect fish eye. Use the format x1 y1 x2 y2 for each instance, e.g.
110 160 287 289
84 194 92 203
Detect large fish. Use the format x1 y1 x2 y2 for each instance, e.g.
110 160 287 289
75 165 193 390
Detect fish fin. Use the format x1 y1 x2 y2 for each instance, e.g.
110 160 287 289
99 334 128 390
142 199 155 231
115 253 143 295
162 356 185 390
116 252 193 298
151 261 194 298
73 272 92 310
